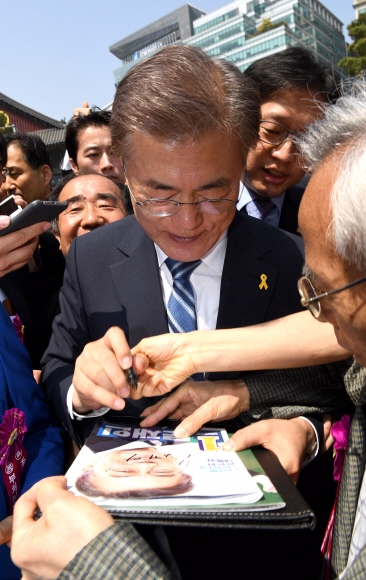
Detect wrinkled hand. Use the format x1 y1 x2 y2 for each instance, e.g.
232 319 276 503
72 327 160 414
222 417 317 484
0 219 50 277
11 476 114 580
0 515 12 547
73 101 90 118
140 379 250 437
132 333 199 394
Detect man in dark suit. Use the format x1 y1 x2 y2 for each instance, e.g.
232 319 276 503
238 47 341 236
41 45 348 453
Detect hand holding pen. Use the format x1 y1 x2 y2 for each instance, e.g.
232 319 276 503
72 327 151 414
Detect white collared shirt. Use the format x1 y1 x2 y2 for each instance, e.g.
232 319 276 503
155 231 227 331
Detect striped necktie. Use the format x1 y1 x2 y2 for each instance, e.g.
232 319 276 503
245 198 276 220
165 258 201 333
165 258 204 380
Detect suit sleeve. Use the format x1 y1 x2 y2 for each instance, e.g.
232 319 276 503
58 522 172 580
334 548 366 579
239 360 354 424
41 240 92 441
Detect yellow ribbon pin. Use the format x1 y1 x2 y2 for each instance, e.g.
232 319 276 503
259 274 268 290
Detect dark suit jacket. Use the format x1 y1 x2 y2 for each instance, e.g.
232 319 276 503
42 212 350 443
278 186 304 236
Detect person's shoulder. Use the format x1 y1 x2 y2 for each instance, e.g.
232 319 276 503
285 185 305 201
74 215 141 249
230 210 296 242
229 211 303 259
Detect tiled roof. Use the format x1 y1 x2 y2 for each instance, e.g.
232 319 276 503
0 91 65 128
29 127 66 146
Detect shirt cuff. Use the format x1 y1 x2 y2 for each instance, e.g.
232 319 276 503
298 415 320 468
67 384 110 421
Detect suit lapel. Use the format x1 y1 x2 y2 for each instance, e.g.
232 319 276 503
109 222 168 347
216 213 279 329
332 365 366 576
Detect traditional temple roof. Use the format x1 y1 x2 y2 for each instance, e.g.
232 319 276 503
0 91 65 129
29 127 66 147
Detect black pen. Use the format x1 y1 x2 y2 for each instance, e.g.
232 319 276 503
124 366 138 390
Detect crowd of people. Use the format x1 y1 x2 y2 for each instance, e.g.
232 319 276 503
0 43 365 579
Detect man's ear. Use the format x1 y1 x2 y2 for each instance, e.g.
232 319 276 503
41 164 53 187
69 158 78 173
52 229 61 247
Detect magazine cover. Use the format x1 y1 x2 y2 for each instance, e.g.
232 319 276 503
66 420 285 513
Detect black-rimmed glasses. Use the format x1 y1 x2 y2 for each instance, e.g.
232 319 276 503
298 275 366 319
258 120 299 148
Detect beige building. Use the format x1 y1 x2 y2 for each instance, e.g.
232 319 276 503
354 0 366 18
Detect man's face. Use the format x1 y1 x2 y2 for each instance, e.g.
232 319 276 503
299 154 366 366
124 131 243 262
3 144 52 203
83 447 183 496
245 88 326 198
55 174 126 256
71 126 125 184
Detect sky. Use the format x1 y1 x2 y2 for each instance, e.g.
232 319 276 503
0 1 355 122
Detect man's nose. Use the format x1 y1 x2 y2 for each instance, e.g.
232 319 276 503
80 204 104 229
3 177 15 191
271 137 298 163
99 153 114 171
171 202 204 228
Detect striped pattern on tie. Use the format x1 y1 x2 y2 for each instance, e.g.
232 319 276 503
165 258 201 333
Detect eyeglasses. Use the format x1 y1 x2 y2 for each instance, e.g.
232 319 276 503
298 275 366 319
127 187 237 217
258 120 299 149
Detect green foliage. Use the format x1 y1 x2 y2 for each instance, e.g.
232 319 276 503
248 18 287 39
338 13 366 76
257 18 275 34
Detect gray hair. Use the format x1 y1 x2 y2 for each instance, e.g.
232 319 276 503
300 79 366 274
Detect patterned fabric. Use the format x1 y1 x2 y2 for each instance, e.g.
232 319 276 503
239 360 354 424
245 198 277 220
330 363 366 579
165 258 201 333
165 258 204 381
58 522 172 580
